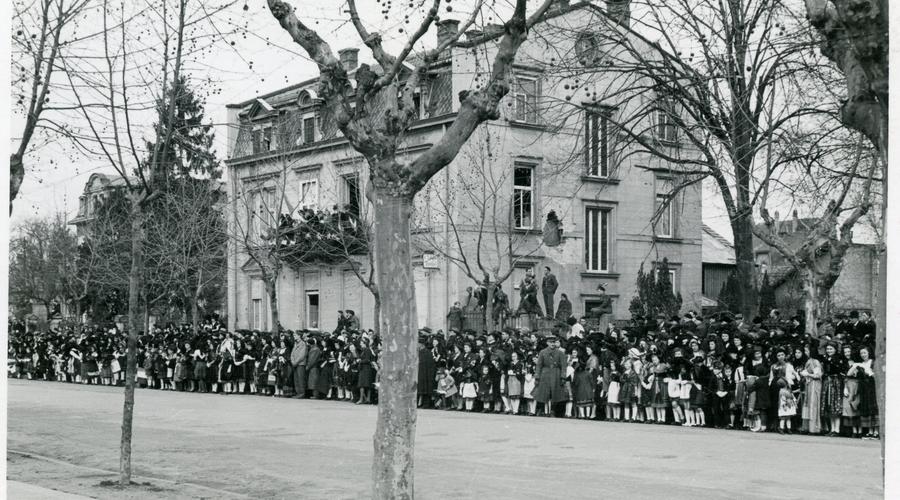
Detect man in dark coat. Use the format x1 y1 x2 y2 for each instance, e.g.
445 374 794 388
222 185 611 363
533 336 567 416
447 301 464 333
541 267 559 319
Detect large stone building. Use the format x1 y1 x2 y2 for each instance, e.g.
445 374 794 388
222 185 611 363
224 0 703 333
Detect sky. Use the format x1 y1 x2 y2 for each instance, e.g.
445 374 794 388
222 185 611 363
8 0 744 243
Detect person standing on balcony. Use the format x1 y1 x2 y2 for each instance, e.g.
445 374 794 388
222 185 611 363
588 284 613 333
541 267 558 319
447 301 464 333
516 272 543 318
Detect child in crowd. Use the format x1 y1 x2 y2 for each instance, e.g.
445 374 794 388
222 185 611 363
460 372 478 412
523 365 537 416
777 378 797 434
478 364 494 413
604 360 621 421
436 368 457 409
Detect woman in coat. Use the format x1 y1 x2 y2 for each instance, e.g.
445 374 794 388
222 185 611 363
820 342 847 436
357 339 375 404
799 353 823 435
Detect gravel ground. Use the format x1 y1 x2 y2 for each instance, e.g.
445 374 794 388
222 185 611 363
7 379 883 499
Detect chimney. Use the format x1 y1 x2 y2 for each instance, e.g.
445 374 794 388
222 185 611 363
773 210 781 234
607 0 631 27
338 48 359 72
791 209 799 233
436 19 460 47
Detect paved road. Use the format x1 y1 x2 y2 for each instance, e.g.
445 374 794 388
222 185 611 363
7 379 883 499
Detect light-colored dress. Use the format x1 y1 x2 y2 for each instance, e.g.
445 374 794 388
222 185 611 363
801 358 823 434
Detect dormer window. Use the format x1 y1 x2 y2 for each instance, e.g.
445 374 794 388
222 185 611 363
303 116 316 143
251 125 275 154
575 32 598 64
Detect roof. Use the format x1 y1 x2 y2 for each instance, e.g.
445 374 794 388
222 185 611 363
702 224 735 265
226 1 613 111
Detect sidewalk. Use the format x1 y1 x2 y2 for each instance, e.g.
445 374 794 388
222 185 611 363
8 481 94 500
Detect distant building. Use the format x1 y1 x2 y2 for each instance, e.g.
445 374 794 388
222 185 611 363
701 224 735 309
752 214 877 315
67 173 133 241
223 0 703 333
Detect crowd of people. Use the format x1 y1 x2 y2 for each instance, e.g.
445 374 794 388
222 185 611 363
8 308 880 440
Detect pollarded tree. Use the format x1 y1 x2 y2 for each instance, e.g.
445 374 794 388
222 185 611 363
752 139 878 336
263 0 558 496
802 0 887 460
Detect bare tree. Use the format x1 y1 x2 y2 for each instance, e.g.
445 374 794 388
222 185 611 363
8 215 74 318
263 0 556 495
227 113 307 333
57 0 234 485
417 129 544 331
145 178 227 334
10 0 89 214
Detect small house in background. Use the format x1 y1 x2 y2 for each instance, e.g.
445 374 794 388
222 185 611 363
752 212 877 315
701 224 735 313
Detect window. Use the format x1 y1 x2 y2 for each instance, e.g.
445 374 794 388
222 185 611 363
299 179 318 209
585 109 609 177
513 77 539 123
426 71 452 116
341 174 361 217
655 193 673 238
248 189 275 242
306 292 319 329
575 32 598 64
513 165 534 229
303 116 316 144
655 100 678 142
262 126 274 151
655 268 677 294
251 299 262 330
251 129 262 154
585 207 611 272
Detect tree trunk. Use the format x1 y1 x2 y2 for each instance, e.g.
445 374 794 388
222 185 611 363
120 200 143 486
371 189 417 500
875 164 886 470
731 211 758 318
10 153 24 215
372 294 381 337
191 294 200 335
265 278 279 334
485 283 495 332
143 298 150 334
